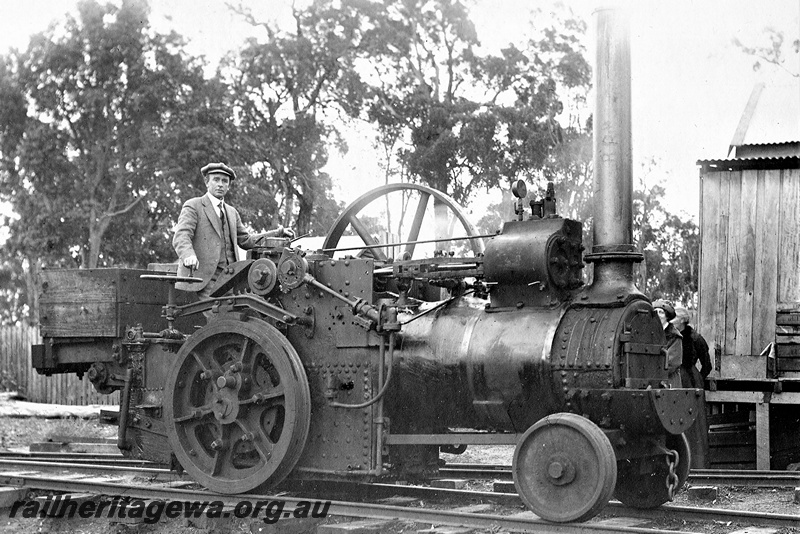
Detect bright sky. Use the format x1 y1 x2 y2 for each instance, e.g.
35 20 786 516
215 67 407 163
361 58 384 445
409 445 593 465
1 0 798 223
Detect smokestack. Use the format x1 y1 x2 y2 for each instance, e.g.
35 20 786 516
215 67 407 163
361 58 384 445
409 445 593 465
585 7 643 298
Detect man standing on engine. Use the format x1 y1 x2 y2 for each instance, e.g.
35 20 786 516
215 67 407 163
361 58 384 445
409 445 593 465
172 162 293 299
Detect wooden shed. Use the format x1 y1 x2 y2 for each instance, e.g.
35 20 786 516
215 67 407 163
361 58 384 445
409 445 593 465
696 82 800 470
697 157 800 378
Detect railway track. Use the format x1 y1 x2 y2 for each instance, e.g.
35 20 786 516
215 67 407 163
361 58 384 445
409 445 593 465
3 451 799 488
0 458 798 533
0 451 165 467
439 462 800 488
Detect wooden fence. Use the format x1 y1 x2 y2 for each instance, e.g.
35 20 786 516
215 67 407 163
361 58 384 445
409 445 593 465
0 324 119 405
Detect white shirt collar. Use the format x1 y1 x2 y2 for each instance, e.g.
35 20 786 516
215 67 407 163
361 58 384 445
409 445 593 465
205 192 224 210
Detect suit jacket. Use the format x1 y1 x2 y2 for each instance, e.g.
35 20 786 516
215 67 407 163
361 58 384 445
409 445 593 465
664 323 683 387
680 324 712 379
172 195 261 291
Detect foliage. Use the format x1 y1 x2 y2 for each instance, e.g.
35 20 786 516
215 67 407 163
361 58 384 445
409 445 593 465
0 256 30 325
0 0 227 267
475 195 509 236
0 0 240 323
226 0 377 235
633 160 700 306
733 27 799 77
362 0 592 209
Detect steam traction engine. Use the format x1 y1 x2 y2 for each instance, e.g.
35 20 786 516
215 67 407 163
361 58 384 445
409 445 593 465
33 179 701 522
31 8 702 523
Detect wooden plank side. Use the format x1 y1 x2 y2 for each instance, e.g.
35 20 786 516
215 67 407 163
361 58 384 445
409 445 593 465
698 169 720 350
18 328 25 391
28 326 39 401
751 169 780 356
0 328 10 388
777 312 800 324
724 171 741 360
715 172 732 361
3 326 22 394
755 402 770 470
43 301 117 337
776 344 800 358
38 270 117 302
778 168 800 305
777 358 800 371
54 367 62 406
735 169 758 357
0 327 7 377
21 326 31 399
709 431 757 446
39 270 117 338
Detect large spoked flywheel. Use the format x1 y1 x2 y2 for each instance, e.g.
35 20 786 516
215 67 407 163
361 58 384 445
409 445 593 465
322 183 484 262
513 413 617 523
164 318 311 494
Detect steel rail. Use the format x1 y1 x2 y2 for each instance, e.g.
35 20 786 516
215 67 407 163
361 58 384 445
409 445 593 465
14 458 165 468
440 463 800 487
0 452 165 468
0 459 179 481
337 481 800 530
688 470 800 487
11 453 798 488
610 502 800 530
5 453 799 495
0 451 124 460
1 465 799 530
0 470 703 534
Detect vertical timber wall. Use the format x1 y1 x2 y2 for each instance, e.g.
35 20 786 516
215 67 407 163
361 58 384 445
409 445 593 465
697 160 800 470
698 165 800 377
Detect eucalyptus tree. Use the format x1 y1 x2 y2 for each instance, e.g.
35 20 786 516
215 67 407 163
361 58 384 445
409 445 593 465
0 0 236 322
633 162 700 305
225 0 382 234
362 1 592 206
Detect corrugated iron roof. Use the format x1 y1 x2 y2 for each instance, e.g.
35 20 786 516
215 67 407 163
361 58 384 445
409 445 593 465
729 83 800 154
697 155 800 171
733 141 799 148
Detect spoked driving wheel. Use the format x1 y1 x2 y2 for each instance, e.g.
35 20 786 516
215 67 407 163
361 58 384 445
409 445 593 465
513 413 617 523
164 318 310 494
321 183 484 261
614 433 691 509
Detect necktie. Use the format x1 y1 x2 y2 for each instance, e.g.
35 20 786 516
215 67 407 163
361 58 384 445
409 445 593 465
219 203 228 264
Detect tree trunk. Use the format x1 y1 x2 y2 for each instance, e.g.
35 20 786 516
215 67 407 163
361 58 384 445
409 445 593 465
282 178 294 229
296 195 313 235
87 216 111 269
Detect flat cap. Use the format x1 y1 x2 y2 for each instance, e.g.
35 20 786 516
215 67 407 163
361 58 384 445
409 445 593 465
201 162 236 180
652 299 676 321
